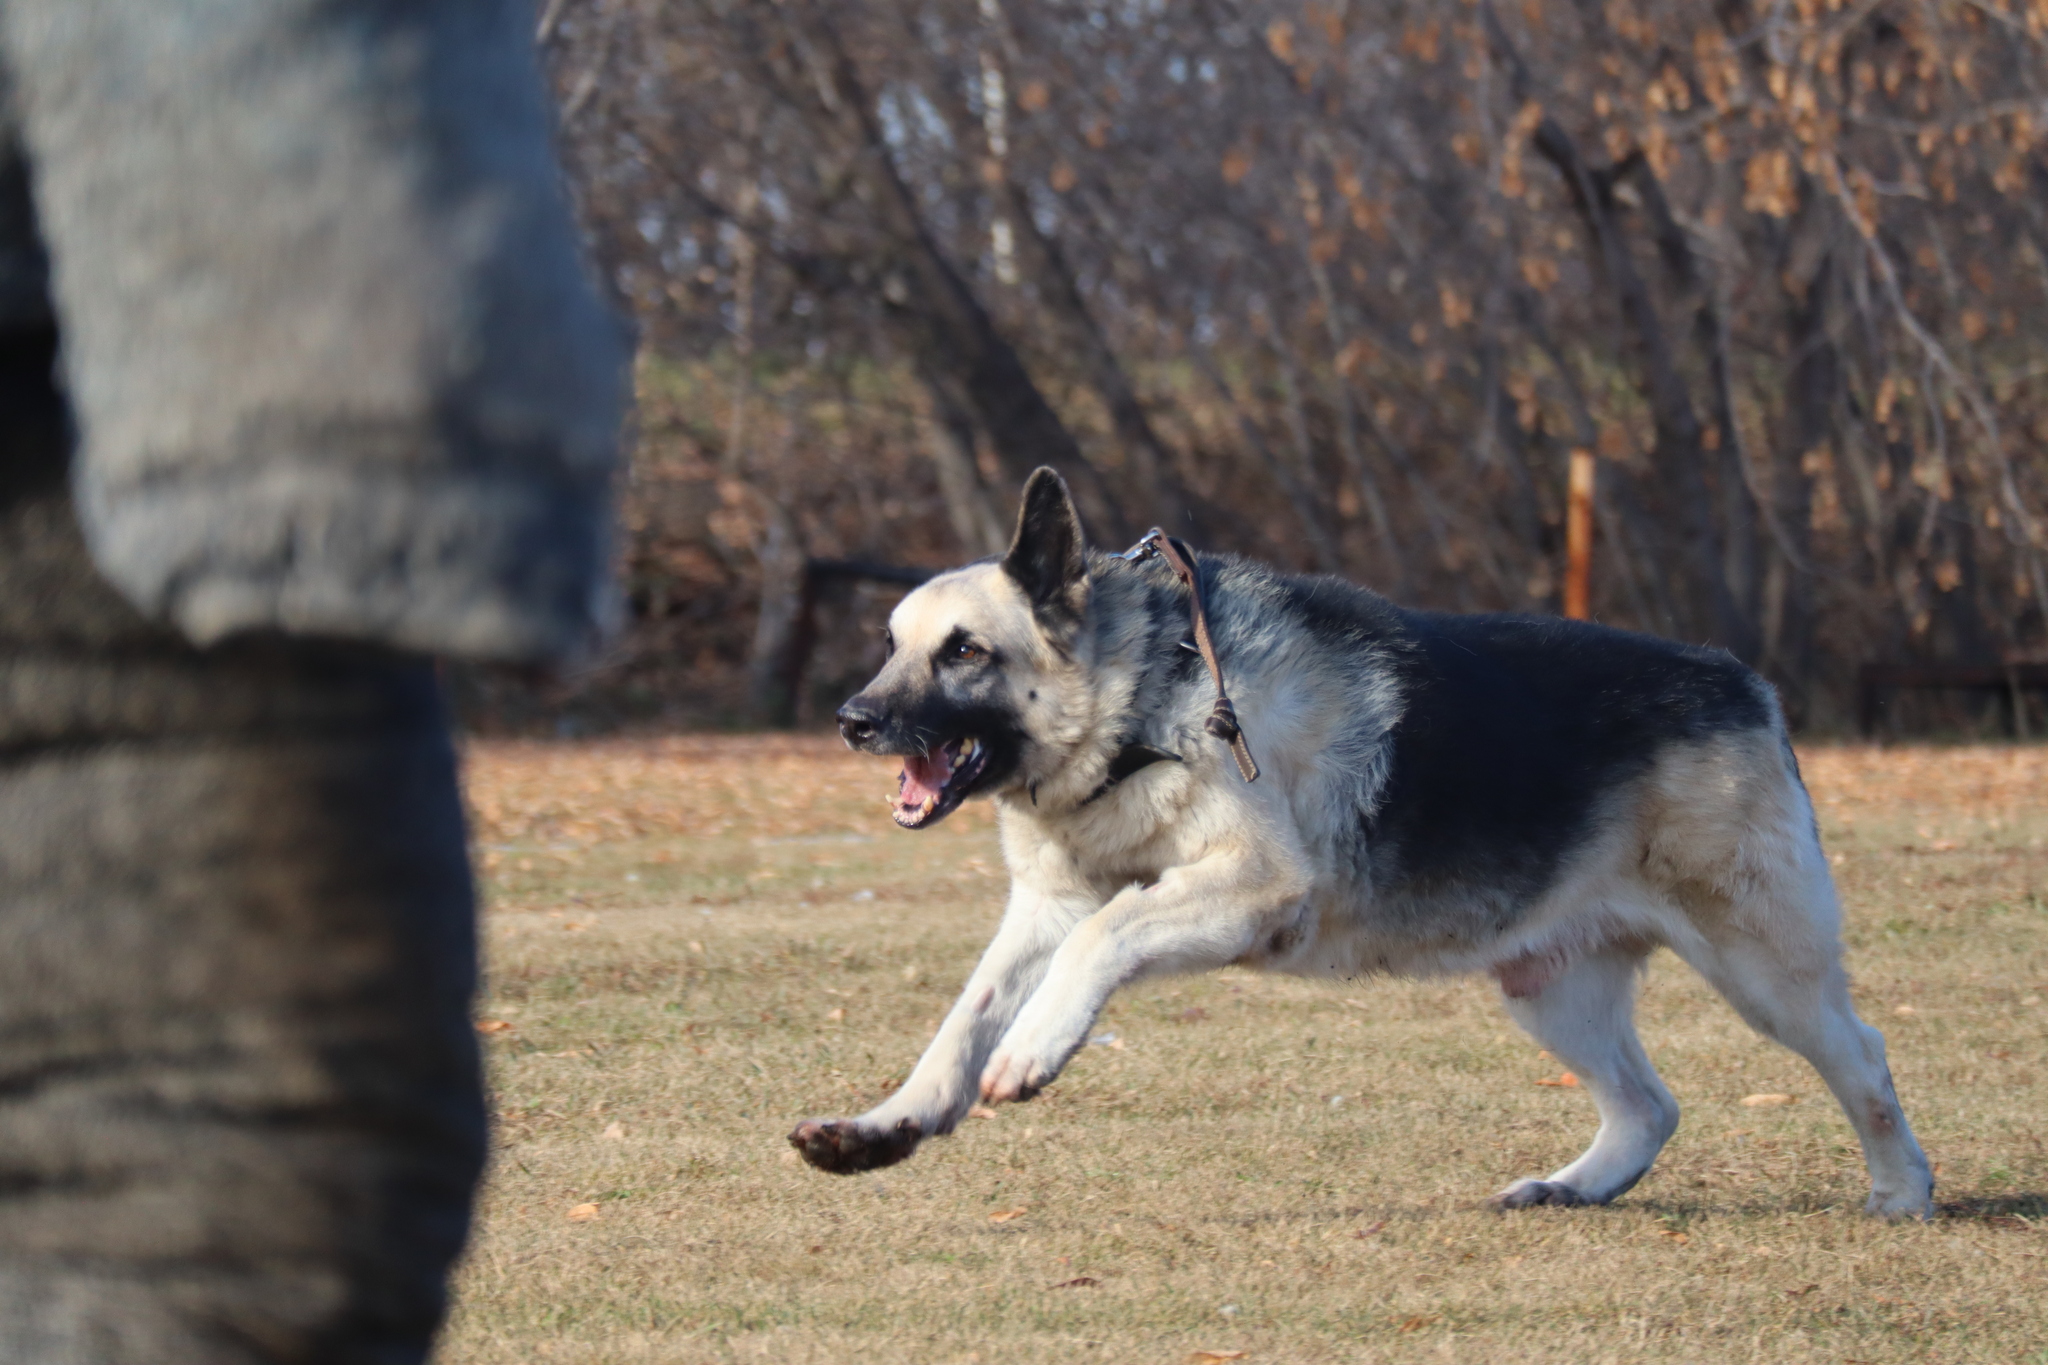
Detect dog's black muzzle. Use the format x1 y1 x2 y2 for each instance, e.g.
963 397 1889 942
835 697 881 749
836 691 926 755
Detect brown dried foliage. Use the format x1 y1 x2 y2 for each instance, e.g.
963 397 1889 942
542 1 2048 730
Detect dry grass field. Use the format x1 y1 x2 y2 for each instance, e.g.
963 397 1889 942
440 737 2047 1365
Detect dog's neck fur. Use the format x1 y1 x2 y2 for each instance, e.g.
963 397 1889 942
1001 549 1195 818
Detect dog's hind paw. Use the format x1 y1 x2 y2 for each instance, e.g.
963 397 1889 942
787 1117 922 1174
1489 1179 1593 1210
1863 1185 1934 1220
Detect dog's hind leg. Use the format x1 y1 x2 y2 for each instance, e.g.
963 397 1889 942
1649 733 1931 1217
1670 915 1932 1218
1491 941 1680 1209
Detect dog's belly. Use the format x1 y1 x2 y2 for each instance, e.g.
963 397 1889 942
1237 866 1640 982
1232 882 1532 979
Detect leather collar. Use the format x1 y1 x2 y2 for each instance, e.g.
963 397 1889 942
1077 741 1182 807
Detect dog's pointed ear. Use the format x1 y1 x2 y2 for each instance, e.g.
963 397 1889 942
1002 467 1090 635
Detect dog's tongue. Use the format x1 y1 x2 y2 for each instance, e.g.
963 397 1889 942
899 750 949 808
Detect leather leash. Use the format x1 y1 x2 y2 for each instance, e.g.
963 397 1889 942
1113 529 1260 783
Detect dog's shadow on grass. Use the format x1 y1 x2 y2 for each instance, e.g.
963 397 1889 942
1933 1192 2048 1225
1604 1191 2048 1225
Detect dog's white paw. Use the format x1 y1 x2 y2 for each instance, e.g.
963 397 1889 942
1489 1178 1594 1210
979 1049 1054 1104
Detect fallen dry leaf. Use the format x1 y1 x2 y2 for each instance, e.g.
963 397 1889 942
825 1007 845 1022
1049 1276 1100 1289
567 1203 600 1222
1786 1282 1821 1298
1535 1072 1578 1088
600 1121 624 1141
988 1206 1029 1223
475 1019 515 1034
968 1104 999 1119
1656 1227 1690 1244
1741 1093 1797 1107
1188 1353 1250 1363
1353 1220 1387 1239
1397 1314 1441 1332
1177 1006 1210 1023
1895 1005 1917 1016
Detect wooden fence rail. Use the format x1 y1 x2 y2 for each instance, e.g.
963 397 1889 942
757 558 939 727
1857 661 2048 738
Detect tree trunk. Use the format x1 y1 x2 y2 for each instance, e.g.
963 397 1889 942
1190 347 1343 573
1532 123 1744 649
745 489 809 726
786 4 1131 544
1772 247 1833 720
919 380 1009 558
1004 181 1204 537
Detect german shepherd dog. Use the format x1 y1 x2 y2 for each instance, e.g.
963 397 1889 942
789 468 1933 1217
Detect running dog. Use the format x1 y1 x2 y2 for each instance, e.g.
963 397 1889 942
788 468 1933 1217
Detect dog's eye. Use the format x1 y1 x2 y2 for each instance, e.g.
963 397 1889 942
951 641 985 663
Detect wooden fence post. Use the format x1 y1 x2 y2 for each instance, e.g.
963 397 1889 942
1564 447 1595 621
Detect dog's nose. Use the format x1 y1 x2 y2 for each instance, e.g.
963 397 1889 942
836 700 880 747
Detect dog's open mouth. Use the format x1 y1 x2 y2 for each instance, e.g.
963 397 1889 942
892 736 988 830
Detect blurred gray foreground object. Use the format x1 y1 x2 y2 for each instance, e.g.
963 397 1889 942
0 2 626 1362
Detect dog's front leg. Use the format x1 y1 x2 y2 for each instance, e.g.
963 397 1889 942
788 884 1096 1174
981 843 1311 1103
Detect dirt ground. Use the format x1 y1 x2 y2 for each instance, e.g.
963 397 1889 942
439 738 2047 1365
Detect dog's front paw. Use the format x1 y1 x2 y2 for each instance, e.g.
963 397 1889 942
979 1049 1052 1105
787 1117 922 1174
1489 1178 1593 1210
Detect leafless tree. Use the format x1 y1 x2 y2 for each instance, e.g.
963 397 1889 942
539 0 2048 728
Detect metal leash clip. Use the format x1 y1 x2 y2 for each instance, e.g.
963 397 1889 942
1111 528 1166 563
